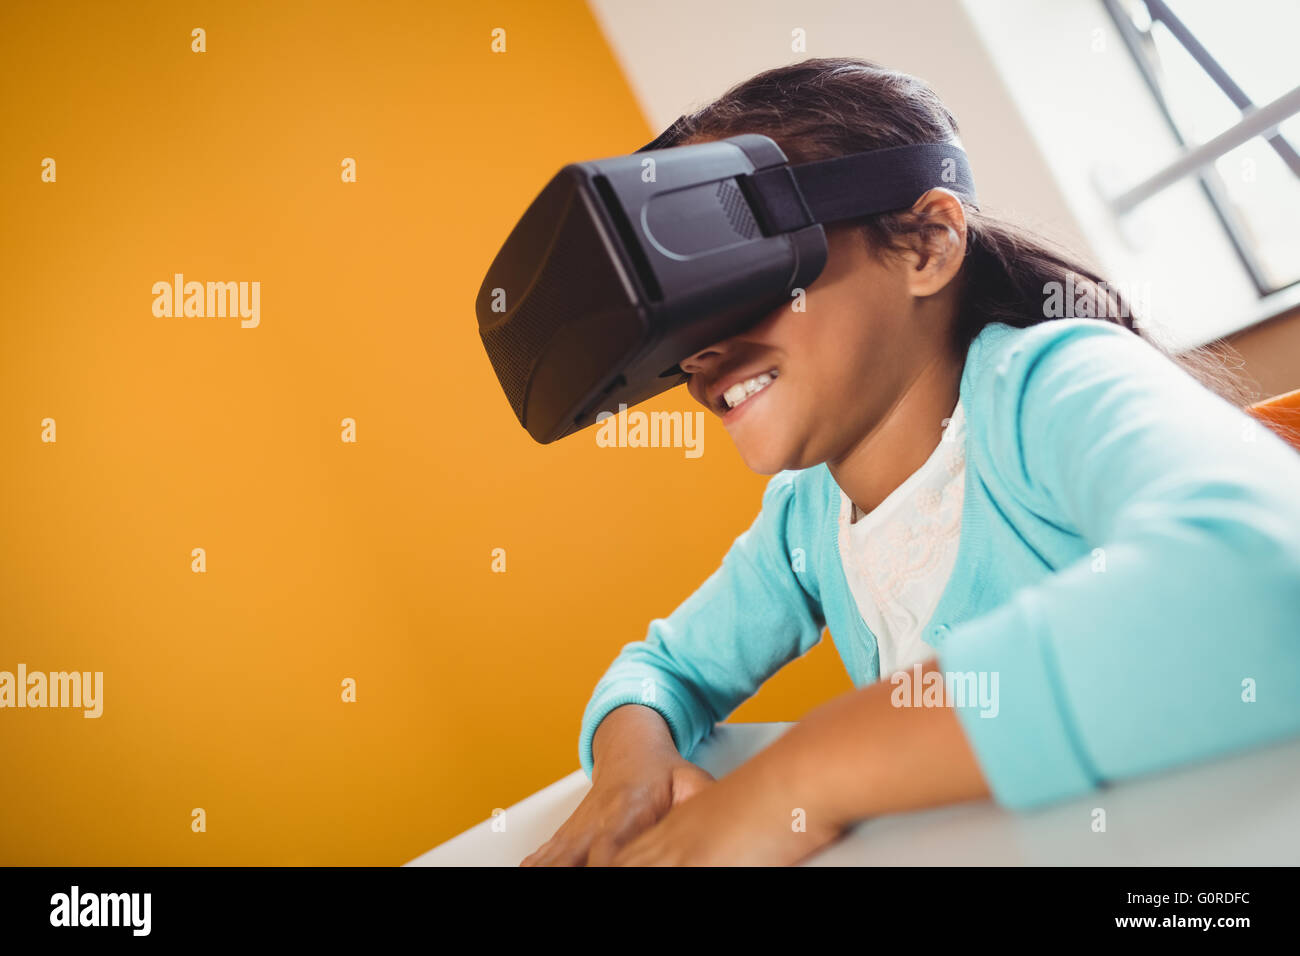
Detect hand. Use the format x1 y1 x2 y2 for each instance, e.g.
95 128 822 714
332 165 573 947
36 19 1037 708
519 759 716 866
608 758 844 866
609 659 991 864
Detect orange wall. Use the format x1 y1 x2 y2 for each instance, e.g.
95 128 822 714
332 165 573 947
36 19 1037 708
0 0 850 864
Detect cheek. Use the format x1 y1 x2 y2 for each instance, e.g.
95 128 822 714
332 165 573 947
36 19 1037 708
790 300 905 429
801 301 883 383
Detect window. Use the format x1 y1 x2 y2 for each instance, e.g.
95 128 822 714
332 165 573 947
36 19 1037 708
1102 0 1300 296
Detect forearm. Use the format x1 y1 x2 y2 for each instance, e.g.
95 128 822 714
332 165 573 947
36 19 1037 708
590 704 681 784
732 657 991 830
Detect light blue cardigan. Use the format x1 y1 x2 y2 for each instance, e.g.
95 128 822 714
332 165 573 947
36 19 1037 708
578 317 1300 810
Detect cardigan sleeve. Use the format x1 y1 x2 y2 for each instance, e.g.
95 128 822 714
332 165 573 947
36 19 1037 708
578 471 827 779
938 319 1300 810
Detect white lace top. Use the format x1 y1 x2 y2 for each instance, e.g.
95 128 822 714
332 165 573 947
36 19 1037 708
837 398 966 679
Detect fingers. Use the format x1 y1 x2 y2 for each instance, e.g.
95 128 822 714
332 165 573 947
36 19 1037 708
521 838 585 866
523 804 660 866
608 830 657 866
519 825 593 867
587 803 661 866
519 773 677 866
519 839 553 866
585 833 623 867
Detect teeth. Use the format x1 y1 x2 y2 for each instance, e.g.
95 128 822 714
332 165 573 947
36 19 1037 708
722 369 778 410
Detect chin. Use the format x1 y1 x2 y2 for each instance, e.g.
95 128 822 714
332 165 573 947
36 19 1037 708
736 441 795 476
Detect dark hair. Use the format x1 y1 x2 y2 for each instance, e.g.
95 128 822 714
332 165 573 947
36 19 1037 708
656 56 1262 410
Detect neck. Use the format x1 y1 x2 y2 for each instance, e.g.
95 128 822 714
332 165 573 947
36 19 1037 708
827 348 964 518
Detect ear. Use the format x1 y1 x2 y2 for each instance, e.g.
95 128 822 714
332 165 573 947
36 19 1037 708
901 187 968 298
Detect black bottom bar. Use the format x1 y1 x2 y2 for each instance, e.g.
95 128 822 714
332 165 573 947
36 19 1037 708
0 865 1282 942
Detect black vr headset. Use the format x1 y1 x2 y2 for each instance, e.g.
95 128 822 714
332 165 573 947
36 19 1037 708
475 120 978 443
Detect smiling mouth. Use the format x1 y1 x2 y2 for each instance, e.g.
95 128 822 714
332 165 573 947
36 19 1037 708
721 368 778 412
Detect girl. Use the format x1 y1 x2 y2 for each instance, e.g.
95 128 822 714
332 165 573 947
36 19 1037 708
520 57 1300 866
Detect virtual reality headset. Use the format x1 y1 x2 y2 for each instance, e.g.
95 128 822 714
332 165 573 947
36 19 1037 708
475 122 977 443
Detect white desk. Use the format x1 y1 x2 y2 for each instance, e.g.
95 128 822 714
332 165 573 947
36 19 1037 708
407 722 1300 866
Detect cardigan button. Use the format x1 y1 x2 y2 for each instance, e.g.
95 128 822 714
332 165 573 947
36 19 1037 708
930 624 951 642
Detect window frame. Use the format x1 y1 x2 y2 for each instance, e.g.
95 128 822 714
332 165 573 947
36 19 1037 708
1100 0 1300 300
